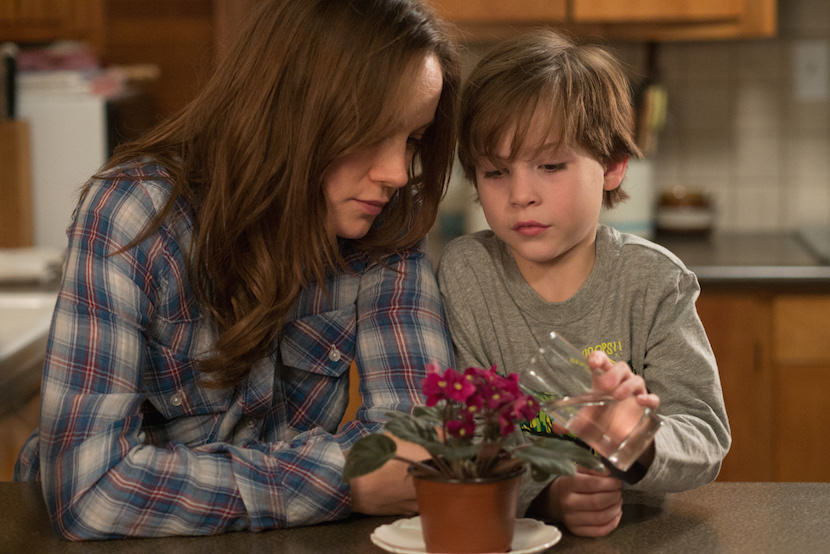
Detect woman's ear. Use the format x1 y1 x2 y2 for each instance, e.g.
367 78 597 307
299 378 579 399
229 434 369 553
603 157 629 191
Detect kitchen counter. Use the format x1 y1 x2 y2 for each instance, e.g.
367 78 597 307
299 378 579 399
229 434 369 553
0 290 56 418
1 481 827 552
655 231 830 289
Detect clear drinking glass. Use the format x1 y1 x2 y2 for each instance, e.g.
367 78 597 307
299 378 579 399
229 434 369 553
521 331 662 471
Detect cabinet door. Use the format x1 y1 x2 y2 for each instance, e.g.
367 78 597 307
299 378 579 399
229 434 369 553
571 0 741 23
0 395 38 481
574 0 776 41
0 0 104 53
696 292 773 481
772 295 830 481
427 0 566 23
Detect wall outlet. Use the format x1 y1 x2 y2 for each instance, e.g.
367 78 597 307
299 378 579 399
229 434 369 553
792 39 829 101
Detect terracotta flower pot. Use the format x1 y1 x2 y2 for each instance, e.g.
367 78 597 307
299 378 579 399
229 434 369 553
412 467 524 553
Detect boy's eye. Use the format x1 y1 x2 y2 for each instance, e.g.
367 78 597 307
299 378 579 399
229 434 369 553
481 168 506 179
540 163 566 172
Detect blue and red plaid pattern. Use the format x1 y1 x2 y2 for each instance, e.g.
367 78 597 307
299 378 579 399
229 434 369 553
14 162 453 539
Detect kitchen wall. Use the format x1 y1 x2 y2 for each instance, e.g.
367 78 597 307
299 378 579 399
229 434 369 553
443 0 830 240
612 0 830 232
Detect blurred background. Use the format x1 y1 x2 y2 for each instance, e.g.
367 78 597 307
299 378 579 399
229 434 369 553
1 1 828 484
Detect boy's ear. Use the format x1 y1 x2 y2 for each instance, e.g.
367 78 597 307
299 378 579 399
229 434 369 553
603 157 629 191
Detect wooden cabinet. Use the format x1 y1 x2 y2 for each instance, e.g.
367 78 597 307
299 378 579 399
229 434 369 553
0 121 34 248
427 0 776 41
697 291 830 482
571 0 742 23
429 0 566 23
696 292 773 482
0 0 104 54
0 394 38 481
771 296 830 481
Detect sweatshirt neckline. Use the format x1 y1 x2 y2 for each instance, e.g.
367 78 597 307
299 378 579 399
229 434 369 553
498 226 615 325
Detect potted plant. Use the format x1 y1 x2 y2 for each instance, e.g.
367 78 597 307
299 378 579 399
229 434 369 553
343 364 603 553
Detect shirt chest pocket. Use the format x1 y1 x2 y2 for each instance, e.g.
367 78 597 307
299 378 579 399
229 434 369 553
143 339 233 420
279 305 356 378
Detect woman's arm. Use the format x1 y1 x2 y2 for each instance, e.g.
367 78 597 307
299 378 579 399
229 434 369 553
36 175 452 539
37 175 258 539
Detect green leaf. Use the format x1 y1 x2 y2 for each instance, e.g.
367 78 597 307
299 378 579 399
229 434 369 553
411 405 443 422
511 438 605 481
384 412 440 446
342 434 397 482
513 446 577 481
384 411 484 461
428 442 480 461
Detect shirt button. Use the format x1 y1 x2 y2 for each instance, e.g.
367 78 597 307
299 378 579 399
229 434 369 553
328 345 341 362
170 393 183 407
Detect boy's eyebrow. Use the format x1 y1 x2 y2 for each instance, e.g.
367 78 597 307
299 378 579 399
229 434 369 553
535 141 566 152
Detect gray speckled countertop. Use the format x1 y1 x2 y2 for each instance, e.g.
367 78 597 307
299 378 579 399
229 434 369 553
2 481 828 552
655 232 830 288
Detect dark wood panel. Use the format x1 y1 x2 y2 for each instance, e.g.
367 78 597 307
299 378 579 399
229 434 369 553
697 292 774 481
0 121 34 248
0 395 38 481
774 365 830 481
104 0 215 118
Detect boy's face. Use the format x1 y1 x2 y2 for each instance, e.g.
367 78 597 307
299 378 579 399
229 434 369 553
475 119 627 283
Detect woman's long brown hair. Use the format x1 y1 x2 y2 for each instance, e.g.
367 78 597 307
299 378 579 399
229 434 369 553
100 0 460 387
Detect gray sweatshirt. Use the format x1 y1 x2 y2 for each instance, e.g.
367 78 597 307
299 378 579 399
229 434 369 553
436 225 731 495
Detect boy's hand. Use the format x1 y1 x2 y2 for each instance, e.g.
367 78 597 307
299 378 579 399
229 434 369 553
533 467 623 537
587 350 660 409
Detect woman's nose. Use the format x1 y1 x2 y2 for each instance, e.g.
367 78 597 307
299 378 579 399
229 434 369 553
369 139 410 189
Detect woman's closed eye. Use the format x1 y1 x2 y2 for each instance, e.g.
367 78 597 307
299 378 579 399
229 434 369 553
406 135 423 152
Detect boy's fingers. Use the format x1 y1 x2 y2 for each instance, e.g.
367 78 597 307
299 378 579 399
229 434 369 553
636 393 661 408
587 350 613 371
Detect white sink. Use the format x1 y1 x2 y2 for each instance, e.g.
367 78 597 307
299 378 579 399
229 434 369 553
0 292 57 362
0 291 57 415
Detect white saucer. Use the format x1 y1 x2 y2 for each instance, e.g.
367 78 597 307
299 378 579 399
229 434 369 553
370 516 562 554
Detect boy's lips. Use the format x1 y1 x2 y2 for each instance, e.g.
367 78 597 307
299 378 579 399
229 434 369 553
512 220 549 236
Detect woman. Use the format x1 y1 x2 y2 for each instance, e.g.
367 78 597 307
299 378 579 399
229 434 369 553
15 0 459 539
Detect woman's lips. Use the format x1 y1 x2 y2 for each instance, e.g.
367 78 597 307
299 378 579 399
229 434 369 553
513 221 549 236
355 199 386 215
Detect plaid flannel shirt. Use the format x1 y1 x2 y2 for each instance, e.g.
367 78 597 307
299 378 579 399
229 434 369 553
14 162 453 539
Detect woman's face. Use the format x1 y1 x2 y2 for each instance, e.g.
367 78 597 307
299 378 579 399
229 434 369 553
323 54 443 240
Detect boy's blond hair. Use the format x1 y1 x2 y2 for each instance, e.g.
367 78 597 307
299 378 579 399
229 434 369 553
458 30 641 208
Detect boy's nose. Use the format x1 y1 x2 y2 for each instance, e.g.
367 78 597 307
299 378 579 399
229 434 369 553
508 174 540 207
369 140 410 189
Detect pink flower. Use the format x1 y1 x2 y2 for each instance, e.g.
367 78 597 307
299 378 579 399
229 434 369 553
422 370 450 406
447 414 476 439
420 364 543 452
498 412 516 436
512 395 540 421
465 392 483 414
446 370 475 403
422 367 475 406
425 362 442 375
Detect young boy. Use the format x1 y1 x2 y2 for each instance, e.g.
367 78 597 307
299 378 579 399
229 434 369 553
437 30 730 537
